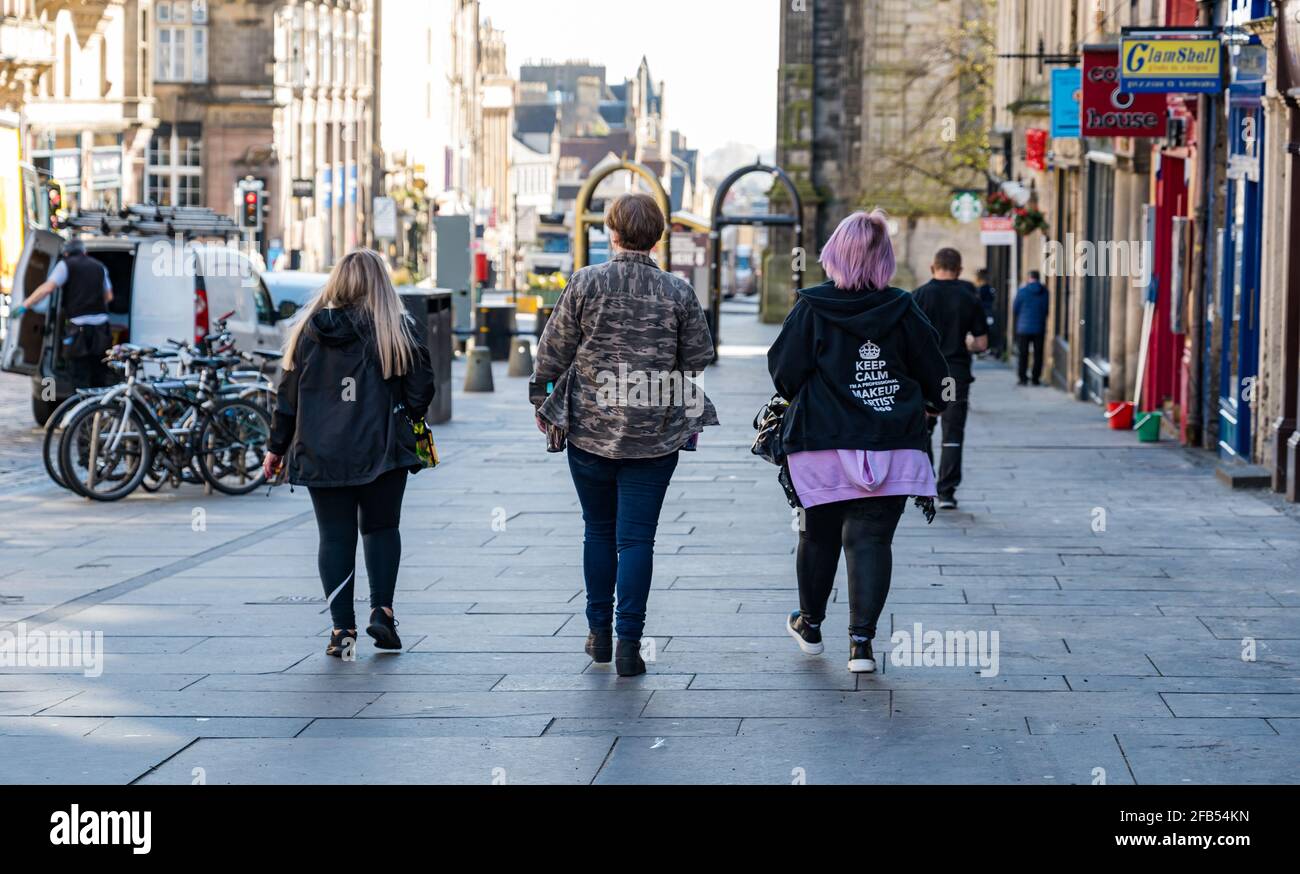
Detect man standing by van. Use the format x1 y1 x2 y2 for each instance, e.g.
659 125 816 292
13 240 114 388
912 248 988 510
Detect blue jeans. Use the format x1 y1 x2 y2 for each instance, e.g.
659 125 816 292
567 444 680 641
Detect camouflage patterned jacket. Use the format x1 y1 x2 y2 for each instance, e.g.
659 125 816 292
529 251 719 459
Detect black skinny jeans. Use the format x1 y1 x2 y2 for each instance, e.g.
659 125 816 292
796 495 907 640
307 467 409 630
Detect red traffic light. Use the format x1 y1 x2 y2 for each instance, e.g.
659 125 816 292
244 192 258 204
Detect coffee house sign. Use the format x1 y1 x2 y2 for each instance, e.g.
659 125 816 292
1081 46 1168 138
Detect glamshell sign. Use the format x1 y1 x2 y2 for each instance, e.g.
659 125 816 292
1081 47 1168 138
1119 36 1223 93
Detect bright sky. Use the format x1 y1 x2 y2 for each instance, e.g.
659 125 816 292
477 0 779 156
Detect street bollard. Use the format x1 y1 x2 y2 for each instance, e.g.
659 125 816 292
507 336 534 378
463 345 495 393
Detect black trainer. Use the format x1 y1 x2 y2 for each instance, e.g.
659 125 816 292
585 628 613 663
786 610 824 655
848 637 877 674
326 628 357 658
615 639 646 677
366 608 402 650
938 494 958 510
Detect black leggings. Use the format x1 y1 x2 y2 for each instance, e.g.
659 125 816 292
307 468 409 630
796 495 907 640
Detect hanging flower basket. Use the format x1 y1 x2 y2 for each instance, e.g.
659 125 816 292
983 192 1014 216
1013 206 1048 236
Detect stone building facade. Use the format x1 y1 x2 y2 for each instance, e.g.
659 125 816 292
775 0 984 291
273 0 380 270
23 0 156 211
149 0 279 250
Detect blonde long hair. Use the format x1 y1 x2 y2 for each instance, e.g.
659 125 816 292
282 248 416 379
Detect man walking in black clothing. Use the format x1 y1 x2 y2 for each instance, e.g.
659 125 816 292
912 248 989 510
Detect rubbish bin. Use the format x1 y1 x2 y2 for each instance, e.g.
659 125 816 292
400 288 454 424
535 304 555 339
475 301 517 362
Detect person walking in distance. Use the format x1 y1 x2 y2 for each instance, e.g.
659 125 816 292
769 211 951 673
264 249 435 658
1013 270 1050 386
531 193 718 677
912 248 989 510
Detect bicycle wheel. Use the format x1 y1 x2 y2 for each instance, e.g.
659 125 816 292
196 399 271 496
42 395 89 490
58 400 152 502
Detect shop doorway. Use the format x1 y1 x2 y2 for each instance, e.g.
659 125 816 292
1081 156 1115 402
1217 98 1264 461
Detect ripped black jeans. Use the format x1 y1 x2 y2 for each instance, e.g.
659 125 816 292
796 495 907 640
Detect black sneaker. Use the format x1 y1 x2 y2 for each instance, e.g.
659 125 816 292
848 638 877 673
585 628 613 663
366 609 402 650
326 628 357 658
938 494 958 510
615 639 646 677
786 611 824 655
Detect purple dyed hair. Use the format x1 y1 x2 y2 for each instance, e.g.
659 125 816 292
819 209 896 291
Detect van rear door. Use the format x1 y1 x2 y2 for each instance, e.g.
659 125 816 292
128 237 196 350
1 227 63 376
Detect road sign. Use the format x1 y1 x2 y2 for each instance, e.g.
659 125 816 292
291 178 314 198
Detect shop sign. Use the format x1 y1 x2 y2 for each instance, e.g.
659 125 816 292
1119 36 1222 93
291 178 314 199
1082 47 1168 137
1025 128 1048 171
949 190 983 224
90 147 123 187
980 216 1015 247
1230 44 1267 85
1050 68 1082 138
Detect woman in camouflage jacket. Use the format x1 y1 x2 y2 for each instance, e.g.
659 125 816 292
530 193 718 676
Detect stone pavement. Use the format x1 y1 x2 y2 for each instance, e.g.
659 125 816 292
1 301 1298 785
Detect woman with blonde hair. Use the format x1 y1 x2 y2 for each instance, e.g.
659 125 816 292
265 249 435 657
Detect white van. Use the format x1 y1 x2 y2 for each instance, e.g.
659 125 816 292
2 226 283 424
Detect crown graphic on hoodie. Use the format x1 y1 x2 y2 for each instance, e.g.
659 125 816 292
859 341 881 360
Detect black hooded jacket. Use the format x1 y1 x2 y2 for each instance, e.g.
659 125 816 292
768 282 951 454
269 307 436 487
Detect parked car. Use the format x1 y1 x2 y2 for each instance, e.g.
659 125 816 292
262 270 329 320
2 221 285 425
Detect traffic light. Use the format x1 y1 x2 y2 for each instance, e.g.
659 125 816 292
241 190 263 231
46 181 65 229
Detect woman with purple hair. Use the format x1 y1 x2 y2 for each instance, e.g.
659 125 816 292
767 210 951 673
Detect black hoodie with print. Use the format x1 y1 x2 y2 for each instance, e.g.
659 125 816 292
270 307 435 487
768 282 951 454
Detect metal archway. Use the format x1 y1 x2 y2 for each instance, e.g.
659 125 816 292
572 159 672 271
708 162 804 353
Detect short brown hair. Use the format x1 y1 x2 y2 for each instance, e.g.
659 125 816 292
933 248 963 273
606 193 665 252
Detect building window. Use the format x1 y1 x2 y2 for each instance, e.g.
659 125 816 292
147 128 203 206
155 0 208 83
